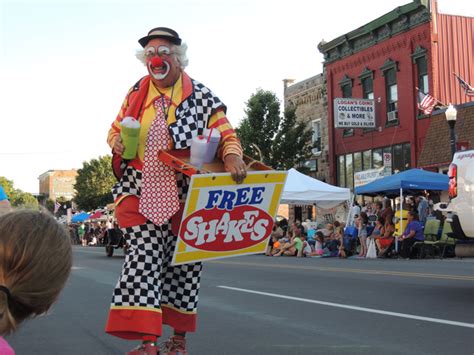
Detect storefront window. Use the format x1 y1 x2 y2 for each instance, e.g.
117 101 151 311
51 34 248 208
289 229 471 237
393 144 403 173
373 149 383 168
345 153 353 189
363 150 372 170
403 144 411 170
354 152 362 173
338 155 345 187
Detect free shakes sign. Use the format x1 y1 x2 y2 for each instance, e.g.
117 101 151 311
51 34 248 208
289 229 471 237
334 98 375 128
172 171 287 265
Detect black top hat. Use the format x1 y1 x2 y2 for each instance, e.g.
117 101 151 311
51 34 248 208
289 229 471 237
138 27 182 47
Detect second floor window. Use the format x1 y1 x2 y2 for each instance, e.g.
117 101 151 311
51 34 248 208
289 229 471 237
362 76 374 100
362 76 375 132
341 83 354 137
385 68 398 124
416 56 428 95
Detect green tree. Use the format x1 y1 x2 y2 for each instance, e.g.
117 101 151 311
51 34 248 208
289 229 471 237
45 198 55 213
0 177 15 198
236 89 281 165
236 90 312 171
272 106 313 171
0 176 38 208
13 191 39 209
73 155 115 211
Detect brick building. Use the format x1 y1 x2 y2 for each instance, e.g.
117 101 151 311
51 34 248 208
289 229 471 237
284 74 330 182
38 169 78 201
318 0 473 188
283 74 330 222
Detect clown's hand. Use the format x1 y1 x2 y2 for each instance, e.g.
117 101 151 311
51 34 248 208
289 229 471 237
224 154 247 184
113 136 125 156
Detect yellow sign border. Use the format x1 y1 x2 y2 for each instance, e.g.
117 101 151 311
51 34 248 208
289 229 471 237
172 171 287 265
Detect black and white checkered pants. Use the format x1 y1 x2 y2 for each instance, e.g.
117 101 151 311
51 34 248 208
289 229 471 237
111 222 202 313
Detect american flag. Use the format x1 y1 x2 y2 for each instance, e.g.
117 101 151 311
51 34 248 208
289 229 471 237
453 73 474 97
418 92 436 115
54 201 61 214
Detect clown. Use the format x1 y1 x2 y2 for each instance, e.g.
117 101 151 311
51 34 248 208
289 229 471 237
105 27 246 355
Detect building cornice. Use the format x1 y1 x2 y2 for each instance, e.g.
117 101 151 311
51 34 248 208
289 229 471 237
318 0 430 63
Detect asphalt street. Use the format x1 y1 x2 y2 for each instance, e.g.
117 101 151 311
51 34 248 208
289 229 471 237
7 246 474 355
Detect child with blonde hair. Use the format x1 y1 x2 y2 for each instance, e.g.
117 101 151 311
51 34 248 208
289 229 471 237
0 210 72 354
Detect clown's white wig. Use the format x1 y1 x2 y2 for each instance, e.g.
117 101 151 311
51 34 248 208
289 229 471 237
135 42 189 69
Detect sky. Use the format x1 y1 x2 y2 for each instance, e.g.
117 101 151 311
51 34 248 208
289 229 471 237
1 0 472 194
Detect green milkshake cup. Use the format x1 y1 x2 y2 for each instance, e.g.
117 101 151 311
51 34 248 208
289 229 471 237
120 117 141 160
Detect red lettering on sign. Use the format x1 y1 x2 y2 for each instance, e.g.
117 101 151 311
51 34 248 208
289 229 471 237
180 206 273 252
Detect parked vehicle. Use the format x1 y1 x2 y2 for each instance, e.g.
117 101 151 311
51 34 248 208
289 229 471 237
435 150 474 240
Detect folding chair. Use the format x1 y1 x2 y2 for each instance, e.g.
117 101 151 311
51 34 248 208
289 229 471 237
438 222 456 258
413 219 440 258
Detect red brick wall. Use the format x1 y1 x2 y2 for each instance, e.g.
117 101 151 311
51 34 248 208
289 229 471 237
326 23 432 184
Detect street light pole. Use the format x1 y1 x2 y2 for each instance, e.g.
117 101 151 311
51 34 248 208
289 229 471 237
445 104 457 159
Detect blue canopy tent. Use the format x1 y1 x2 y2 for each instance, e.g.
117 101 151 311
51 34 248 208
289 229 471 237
71 212 90 223
355 169 449 197
354 169 448 252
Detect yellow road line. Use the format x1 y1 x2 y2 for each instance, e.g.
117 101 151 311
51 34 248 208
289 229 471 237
208 260 474 281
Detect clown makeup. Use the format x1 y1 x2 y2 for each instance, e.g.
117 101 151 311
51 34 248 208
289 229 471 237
145 45 173 81
144 45 174 59
144 39 182 88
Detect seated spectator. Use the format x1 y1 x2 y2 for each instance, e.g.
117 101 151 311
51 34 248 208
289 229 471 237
323 226 341 254
399 211 424 259
374 201 383 219
299 235 313 257
319 223 334 241
280 229 292 244
381 199 394 225
356 212 369 257
371 217 385 238
0 210 72 354
313 231 325 256
269 230 292 256
306 225 316 249
334 226 346 258
376 218 395 257
265 223 284 256
274 228 304 257
88 235 98 246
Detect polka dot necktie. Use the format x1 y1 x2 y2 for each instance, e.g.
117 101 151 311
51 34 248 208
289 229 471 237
139 97 180 226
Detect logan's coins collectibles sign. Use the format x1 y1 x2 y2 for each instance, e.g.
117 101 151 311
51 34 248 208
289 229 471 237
172 171 287 265
334 98 375 128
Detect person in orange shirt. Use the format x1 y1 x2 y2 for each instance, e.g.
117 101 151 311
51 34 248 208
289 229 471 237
105 27 246 355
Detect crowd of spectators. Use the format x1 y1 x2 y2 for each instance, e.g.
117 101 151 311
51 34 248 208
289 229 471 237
63 193 440 261
266 193 439 260
68 220 116 246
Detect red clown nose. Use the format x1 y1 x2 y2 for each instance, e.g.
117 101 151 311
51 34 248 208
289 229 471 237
150 56 164 67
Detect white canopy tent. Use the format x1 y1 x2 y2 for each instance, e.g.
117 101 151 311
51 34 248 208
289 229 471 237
281 168 351 209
